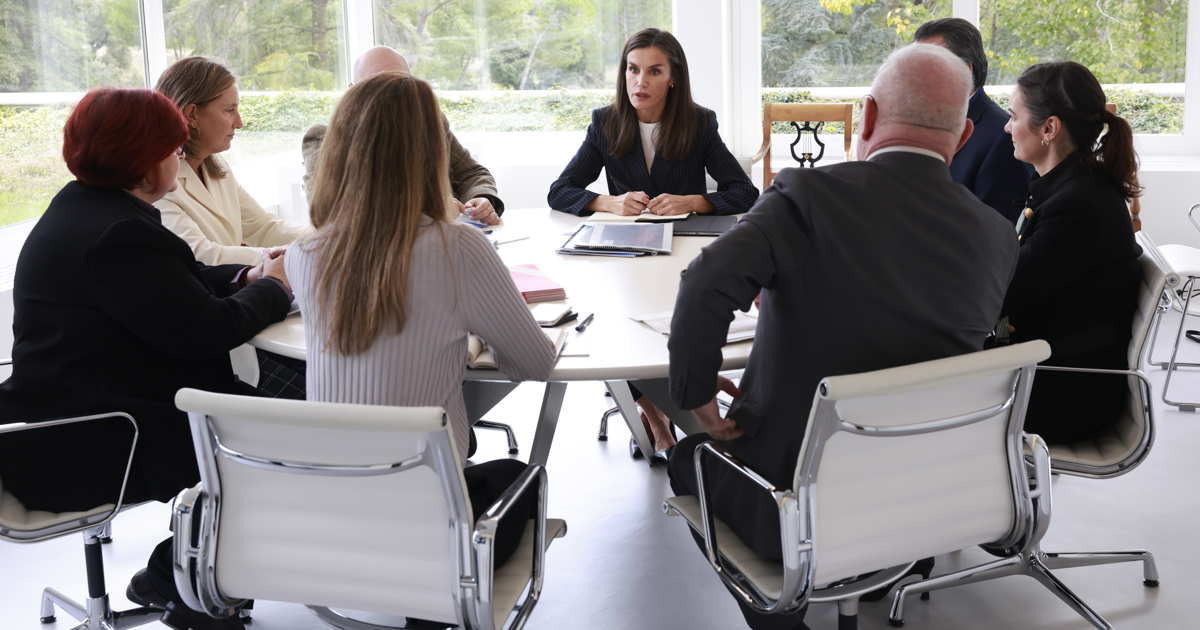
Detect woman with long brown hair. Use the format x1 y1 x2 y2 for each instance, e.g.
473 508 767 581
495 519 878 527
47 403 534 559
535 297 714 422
548 28 757 218
548 28 758 460
1002 61 1143 442
287 71 555 567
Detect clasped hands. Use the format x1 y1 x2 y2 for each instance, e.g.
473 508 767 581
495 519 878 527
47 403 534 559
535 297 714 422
692 375 743 441
246 246 291 289
608 191 700 216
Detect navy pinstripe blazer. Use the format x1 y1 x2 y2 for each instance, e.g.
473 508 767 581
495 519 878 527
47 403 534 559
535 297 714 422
547 106 759 216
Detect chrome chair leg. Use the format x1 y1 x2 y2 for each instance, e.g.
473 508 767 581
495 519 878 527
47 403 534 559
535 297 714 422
888 556 1022 625
1026 556 1112 630
598 406 620 441
38 528 162 630
1041 550 1160 586
475 420 519 455
40 587 86 624
1162 278 1200 411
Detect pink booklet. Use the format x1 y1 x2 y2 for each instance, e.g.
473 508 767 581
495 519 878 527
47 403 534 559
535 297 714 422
510 264 566 303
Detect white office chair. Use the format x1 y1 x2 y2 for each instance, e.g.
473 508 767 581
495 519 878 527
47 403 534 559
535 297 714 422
1046 232 1167 475
890 238 1167 629
665 341 1051 630
171 389 566 630
1143 216 1200 410
0 412 164 629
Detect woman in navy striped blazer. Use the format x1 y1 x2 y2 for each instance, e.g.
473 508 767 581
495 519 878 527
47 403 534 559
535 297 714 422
547 28 758 218
548 28 759 460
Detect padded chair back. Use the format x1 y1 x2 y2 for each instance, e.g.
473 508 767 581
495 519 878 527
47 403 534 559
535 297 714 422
0 413 137 543
792 341 1050 585
1047 233 1171 477
175 389 471 625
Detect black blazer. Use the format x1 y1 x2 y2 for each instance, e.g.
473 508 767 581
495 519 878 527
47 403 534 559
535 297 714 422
1005 153 1141 443
951 89 1034 223
547 106 759 216
0 182 290 512
669 152 1018 560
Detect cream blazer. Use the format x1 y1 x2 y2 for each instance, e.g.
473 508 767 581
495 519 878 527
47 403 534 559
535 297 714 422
155 156 308 266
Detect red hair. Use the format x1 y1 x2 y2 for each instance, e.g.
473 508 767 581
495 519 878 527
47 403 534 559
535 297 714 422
62 88 189 189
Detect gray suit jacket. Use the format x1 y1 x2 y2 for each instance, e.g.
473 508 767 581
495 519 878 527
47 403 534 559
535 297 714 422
301 115 503 212
669 150 1018 560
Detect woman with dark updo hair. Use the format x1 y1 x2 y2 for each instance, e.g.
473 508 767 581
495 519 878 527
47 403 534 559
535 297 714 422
1002 61 1143 443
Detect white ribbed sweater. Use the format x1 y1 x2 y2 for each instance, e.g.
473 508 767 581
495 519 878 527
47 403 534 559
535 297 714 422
286 219 556 460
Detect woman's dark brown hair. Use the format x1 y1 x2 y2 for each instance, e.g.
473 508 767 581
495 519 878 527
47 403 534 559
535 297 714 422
603 28 699 161
1017 61 1142 201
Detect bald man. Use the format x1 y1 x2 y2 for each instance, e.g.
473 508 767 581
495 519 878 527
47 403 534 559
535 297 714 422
301 46 505 224
665 44 1018 630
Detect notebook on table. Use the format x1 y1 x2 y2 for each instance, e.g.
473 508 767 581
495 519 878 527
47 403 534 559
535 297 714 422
672 214 739 237
631 308 757 345
467 327 570 369
557 222 674 256
585 211 692 223
510 264 567 303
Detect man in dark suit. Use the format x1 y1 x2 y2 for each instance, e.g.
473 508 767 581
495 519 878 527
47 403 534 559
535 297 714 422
915 17 1033 223
666 44 1019 630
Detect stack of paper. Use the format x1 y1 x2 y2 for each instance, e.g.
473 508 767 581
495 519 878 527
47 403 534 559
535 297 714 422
510 264 567 303
631 309 758 344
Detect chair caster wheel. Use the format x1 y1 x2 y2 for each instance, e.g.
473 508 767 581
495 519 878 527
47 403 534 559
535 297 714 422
920 592 930 600
507 448 519 455
40 616 55 624
629 437 643 459
888 619 904 627
597 435 608 441
1145 579 1160 587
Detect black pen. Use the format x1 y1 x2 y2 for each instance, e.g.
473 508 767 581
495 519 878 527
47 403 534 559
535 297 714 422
575 312 595 333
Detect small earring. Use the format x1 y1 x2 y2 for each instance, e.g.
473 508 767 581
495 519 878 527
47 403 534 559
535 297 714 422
669 82 675 88
1040 138 1049 147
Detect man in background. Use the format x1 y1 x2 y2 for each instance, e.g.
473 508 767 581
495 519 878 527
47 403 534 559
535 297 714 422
301 46 505 224
916 17 1033 223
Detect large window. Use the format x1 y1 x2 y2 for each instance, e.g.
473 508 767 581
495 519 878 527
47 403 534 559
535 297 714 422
981 0 1187 134
0 0 146 227
164 0 349 215
761 0 1188 137
762 0 951 88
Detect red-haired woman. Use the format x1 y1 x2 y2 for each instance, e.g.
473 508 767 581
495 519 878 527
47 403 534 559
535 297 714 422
0 88 288 629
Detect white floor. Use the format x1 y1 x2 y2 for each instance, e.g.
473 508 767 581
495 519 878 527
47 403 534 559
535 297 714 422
4 314 1200 630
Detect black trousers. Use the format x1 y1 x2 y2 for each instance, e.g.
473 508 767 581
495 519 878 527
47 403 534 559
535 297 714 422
669 433 811 630
147 458 537 606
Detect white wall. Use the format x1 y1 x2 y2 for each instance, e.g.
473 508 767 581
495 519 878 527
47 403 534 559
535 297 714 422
1138 162 1200 249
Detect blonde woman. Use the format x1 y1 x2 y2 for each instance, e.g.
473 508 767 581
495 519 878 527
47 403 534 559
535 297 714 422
286 72 555 567
155 56 307 266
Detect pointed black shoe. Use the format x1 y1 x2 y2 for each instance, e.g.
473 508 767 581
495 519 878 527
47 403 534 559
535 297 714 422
125 569 168 609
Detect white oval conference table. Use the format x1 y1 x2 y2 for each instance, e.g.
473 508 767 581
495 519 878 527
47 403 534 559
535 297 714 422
251 208 752 466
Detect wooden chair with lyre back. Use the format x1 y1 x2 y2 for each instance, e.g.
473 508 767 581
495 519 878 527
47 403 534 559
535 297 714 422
751 103 855 191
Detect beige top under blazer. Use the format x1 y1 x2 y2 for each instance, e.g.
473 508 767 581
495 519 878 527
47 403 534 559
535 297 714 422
155 156 308 266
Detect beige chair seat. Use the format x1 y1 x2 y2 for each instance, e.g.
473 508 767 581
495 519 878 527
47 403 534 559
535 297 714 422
665 495 786 599
1048 411 1143 471
0 486 114 536
492 518 567 629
